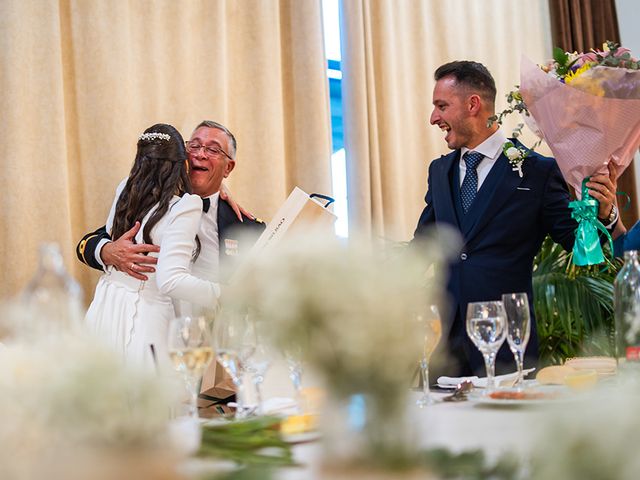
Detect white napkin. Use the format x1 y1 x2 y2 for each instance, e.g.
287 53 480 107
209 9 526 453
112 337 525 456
261 397 298 415
229 397 299 416
437 368 535 388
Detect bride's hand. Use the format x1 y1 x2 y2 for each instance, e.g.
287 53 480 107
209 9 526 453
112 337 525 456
219 183 256 222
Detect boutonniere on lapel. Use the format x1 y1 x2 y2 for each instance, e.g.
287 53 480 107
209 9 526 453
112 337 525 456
502 141 529 178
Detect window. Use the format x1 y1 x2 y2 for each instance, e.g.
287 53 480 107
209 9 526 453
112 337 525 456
323 0 348 237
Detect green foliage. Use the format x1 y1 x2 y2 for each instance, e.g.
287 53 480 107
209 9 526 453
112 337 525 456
552 46 577 77
487 85 531 130
532 236 621 365
198 416 296 467
422 448 519 479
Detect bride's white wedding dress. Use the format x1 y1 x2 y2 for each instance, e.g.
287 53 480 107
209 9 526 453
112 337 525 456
85 179 219 370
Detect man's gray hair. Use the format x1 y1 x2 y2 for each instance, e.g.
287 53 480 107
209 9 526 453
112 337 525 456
193 120 237 159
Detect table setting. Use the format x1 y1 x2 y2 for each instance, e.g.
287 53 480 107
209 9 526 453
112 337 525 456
2 233 640 480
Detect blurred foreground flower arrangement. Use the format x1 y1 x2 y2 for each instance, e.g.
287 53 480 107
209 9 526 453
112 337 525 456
0 328 180 480
225 230 452 469
528 382 640 480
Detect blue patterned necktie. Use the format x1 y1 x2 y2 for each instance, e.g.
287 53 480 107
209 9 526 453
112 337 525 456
460 151 484 213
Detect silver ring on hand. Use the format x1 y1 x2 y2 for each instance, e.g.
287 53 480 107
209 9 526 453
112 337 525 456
130 262 135 270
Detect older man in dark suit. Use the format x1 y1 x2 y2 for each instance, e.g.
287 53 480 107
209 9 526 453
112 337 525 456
414 61 618 377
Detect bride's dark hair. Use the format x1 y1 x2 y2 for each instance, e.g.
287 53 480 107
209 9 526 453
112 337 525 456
111 124 196 252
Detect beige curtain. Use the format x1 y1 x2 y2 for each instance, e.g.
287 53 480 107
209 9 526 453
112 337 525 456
0 0 332 299
341 0 553 240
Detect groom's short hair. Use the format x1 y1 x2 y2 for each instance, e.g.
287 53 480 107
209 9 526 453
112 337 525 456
434 61 497 107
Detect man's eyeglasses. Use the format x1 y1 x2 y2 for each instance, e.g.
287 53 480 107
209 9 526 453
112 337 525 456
185 141 233 160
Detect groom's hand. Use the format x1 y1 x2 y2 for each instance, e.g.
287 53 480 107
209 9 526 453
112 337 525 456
101 221 160 281
587 162 618 222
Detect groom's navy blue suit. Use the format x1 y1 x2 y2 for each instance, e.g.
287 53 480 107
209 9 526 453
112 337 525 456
414 141 577 376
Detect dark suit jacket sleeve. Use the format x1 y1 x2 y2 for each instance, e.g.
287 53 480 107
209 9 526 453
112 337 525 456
76 226 111 271
413 162 436 239
540 160 577 252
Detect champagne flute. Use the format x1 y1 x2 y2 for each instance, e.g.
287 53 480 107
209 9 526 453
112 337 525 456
213 312 256 419
167 315 214 419
416 305 442 407
466 301 507 392
501 292 531 388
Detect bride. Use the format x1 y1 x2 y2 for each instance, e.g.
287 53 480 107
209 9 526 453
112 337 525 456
85 123 217 370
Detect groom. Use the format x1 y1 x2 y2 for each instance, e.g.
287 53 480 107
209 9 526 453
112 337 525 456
413 61 618 377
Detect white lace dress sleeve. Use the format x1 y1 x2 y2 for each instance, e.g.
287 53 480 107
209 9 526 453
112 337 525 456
155 194 221 307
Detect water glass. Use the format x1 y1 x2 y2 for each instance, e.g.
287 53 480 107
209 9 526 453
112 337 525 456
501 292 531 388
213 312 256 419
416 305 442 407
284 349 305 412
243 320 272 415
466 301 507 391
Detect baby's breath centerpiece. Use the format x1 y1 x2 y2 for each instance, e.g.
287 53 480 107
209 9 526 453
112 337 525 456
0 327 180 480
226 230 451 469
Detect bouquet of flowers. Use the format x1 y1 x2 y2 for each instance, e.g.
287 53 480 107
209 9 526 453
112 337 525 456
494 42 640 265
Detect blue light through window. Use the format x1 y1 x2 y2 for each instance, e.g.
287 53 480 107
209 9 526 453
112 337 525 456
322 0 348 237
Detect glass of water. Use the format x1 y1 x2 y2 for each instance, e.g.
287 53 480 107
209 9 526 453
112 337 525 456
213 312 257 419
416 305 442 407
466 301 507 391
501 293 531 388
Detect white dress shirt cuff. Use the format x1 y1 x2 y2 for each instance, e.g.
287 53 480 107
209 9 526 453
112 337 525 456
603 205 619 230
95 238 111 271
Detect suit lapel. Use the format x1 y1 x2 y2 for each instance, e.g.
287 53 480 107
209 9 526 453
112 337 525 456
462 153 523 239
431 151 460 227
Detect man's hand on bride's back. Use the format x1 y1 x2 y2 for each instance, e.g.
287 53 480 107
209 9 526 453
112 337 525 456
101 222 160 281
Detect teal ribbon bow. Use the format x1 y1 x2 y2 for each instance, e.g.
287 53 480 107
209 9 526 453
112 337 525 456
569 178 614 266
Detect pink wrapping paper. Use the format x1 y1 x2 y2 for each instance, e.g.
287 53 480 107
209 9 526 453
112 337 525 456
519 56 640 197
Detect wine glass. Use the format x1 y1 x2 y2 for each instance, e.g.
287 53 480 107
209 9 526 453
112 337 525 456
167 315 214 419
243 321 272 415
245 347 271 416
213 312 257 419
501 292 531 388
466 301 507 392
416 305 442 407
284 348 304 413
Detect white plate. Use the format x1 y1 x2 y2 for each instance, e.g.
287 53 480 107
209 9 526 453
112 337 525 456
437 368 536 389
281 430 321 444
467 385 571 406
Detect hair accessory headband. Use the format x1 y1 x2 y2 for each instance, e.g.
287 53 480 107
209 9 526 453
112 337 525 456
139 132 171 142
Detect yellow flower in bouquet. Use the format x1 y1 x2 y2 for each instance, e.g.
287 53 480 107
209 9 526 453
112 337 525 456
563 62 593 85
